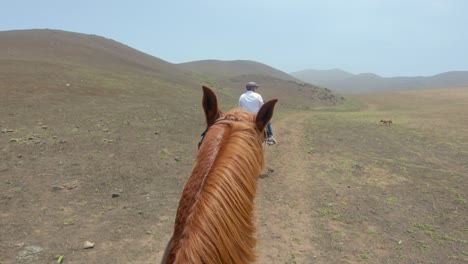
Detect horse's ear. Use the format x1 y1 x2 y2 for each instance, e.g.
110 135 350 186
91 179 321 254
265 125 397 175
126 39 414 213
202 85 221 127
255 99 278 132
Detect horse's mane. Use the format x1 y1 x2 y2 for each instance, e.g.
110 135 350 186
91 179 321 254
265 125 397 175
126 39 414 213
168 108 265 264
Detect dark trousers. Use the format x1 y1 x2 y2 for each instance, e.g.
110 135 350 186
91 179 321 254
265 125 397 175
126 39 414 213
267 123 273 137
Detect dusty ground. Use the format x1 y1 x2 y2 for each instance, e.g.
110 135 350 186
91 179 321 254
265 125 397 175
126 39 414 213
1 87 467 263
256 87 468 264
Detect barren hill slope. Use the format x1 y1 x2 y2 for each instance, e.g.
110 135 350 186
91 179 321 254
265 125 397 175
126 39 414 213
0 29 341 108
178 59 341 107
0 29 342 264
178 59 300 82
0 29 197 90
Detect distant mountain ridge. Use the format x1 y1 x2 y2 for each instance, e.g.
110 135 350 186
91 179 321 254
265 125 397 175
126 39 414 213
291 69 468 94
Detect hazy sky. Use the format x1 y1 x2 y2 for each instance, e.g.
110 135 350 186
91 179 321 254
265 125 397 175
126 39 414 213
2 0 467 77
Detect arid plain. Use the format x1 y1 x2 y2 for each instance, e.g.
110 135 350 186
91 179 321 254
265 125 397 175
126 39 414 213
1 30 467 263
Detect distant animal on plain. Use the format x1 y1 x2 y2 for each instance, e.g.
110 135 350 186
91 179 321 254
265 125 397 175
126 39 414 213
161 85 278 264
380 119 393 125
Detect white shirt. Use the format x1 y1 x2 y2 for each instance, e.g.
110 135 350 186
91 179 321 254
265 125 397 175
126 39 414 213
239 91 264 113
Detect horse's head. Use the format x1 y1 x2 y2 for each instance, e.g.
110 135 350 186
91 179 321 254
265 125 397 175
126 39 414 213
164 85 278 264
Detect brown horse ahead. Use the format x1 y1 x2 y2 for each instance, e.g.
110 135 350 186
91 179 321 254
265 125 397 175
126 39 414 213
161 85 278 264
380 119 393 125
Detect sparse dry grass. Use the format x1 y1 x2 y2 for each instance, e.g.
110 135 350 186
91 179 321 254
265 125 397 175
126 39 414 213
1 31 466 263
266 87 468 263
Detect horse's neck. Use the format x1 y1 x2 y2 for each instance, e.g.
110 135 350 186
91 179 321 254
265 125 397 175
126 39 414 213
169 124 262 263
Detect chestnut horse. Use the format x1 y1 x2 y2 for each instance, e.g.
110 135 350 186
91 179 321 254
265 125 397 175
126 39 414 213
161 85 278 264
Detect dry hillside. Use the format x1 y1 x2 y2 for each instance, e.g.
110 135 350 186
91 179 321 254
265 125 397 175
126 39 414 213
0 29 341 108
0 29 343 264
1 29 466 264
178 59 341 107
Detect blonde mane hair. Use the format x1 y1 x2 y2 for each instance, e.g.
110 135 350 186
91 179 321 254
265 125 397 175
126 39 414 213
163 86 277 264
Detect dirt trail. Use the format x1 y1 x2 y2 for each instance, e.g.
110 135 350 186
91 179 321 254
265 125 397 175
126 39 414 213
256 113 319 263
